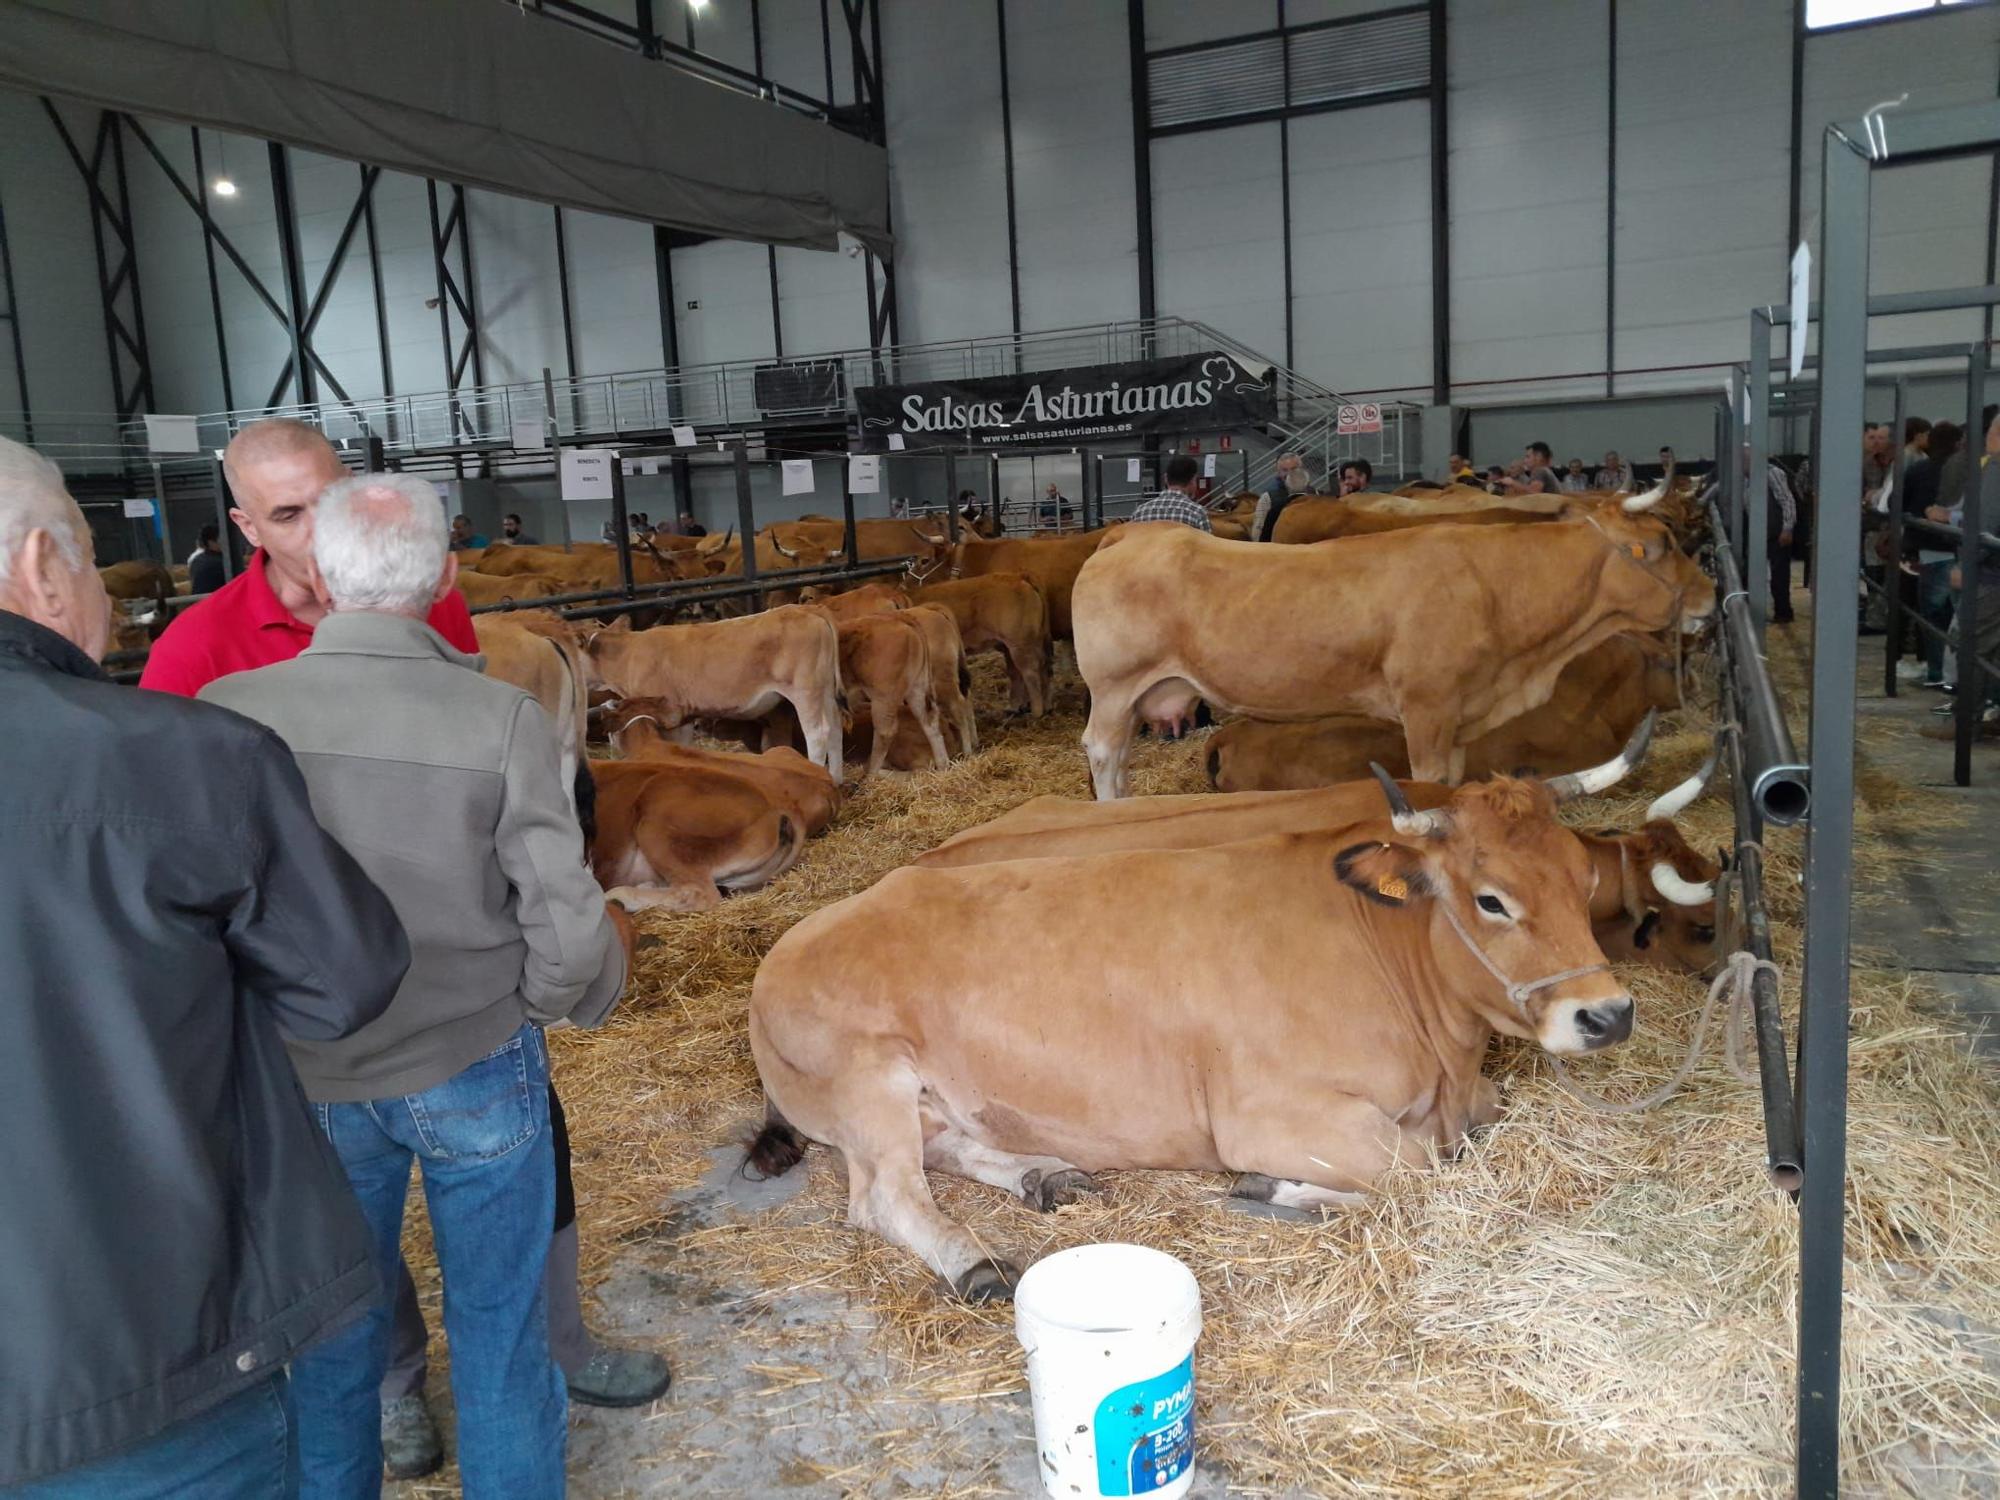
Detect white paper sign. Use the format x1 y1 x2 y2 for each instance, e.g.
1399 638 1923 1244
431 481 451 503
559 448 618 502
671 425 697 448
143 414 202 455
1202 453 1217 478
1126 458 1142 483
621 459 639 476
781 459 816 496
1788 243 1811 380
122 497 155 519
1336 402 1383 435
848 455 881 495
510 416 545 451
640 458 660 476
887 433 906 451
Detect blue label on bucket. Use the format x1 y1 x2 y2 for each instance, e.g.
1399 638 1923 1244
1093 1354 1194 1496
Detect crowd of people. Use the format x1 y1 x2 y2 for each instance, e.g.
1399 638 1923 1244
3 420 668 1500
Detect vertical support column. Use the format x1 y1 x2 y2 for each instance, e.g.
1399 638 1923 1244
943 451 961 542
267 142 315 406
841 462 859 568
1748 311 1772 636
1604 0 1617 399
1724 365 1746 559
1427 0 1451 405
210 455 237 582
1795 125 1868 1500
733 441 762 613
189 129 235 414
610 458 635 599
1884 378 1908 698
1128 0 1155 332
0 183 29 439
1954 346 1988 788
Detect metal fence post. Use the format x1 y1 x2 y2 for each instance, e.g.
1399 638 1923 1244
610 457 635 599
1749 320 1772 633
1794 124 1870 1500
1955 345 1988 787
733 440 762 613
1884 378 1908 698
943 450 961 542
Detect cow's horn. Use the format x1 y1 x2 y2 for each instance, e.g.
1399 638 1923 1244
771 532 801 559
1545 709 1657 802
1369 762 1445 837
1644 748 1718 822
918 527 948 546
1620 477 1670 513
1650 861 1715 907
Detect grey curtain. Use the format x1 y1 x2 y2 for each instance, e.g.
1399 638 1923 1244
0 0 893 255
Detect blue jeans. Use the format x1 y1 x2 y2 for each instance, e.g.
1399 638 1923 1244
1918 560 1956 678
11 1376 296 1498
291 1025 567 1500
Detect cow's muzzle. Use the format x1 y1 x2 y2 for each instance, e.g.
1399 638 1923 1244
1572 997 1635 1050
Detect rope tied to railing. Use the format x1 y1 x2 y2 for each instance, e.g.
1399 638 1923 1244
1547 950 1779 1115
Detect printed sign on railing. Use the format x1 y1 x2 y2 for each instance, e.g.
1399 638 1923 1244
1335 403 1382 436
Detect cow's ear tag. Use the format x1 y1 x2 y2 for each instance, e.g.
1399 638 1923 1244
1628 542 1645 560
1376 873 1409 901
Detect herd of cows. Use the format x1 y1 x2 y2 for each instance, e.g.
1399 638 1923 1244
106 471 1727 1301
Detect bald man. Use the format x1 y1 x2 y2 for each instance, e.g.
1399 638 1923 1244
141 420 669 1482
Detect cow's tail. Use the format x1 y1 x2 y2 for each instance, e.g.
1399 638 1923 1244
743 1098 808 1179
573 760 599 852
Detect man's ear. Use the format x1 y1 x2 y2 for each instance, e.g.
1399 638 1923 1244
228 506 259 550
434 550 460 604
1334 841 1432 907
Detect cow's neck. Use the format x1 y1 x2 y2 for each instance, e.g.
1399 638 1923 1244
1367 917 1502 1142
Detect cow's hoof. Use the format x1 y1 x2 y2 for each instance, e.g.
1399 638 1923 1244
1022 1167 1105 1212
952 1258 1021 1302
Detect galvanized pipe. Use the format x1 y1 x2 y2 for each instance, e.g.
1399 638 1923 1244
1707 502 1810 825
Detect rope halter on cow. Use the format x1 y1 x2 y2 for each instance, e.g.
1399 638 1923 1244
1432 891 1612 1020
1549 950 1777 1115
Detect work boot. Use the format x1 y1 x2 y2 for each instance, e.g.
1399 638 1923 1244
379 1393 443 1481
547 1220 673 1408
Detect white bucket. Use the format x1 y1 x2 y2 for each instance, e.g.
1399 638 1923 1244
1014 1244 1202 1499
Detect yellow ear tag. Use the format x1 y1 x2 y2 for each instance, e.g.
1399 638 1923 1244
1376 874 1409 901
1628 542 1645 559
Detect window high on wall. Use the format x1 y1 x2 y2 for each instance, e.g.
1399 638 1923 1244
1806 0 1988 30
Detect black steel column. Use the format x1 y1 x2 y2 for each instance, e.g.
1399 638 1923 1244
610 459 635 598
1748 310 1772 634
1884 378 1907 699
1954 347 1988 788
1279 0 1295 375
0 182 30 439
654 227 679 376
1605 0 1617 397
190 129 235 412
1796 121 1868 1500
1785 0 1807 267
45 105 153 422
267 143 315 405
733 441 762 612
1128 0 1155 327
1428 0 1450 404
553 208 580 380
997 0 1022 353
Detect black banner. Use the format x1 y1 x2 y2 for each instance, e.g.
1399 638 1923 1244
754 359 846 417
852 351 1276 452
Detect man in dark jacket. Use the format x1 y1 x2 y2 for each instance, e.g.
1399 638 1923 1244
0 435 411 1494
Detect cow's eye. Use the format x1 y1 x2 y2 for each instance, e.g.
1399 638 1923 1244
1475 893 1508 917
1693 925 1716 944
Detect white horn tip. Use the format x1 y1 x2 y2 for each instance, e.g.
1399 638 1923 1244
1650 861 1715 907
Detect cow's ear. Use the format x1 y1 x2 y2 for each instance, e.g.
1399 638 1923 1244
1334 841 1431 907
605 616 632 634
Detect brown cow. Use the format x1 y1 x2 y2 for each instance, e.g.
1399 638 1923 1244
98 559 175 604
902 602 976 755
831 612 948 777
911 572 1051 717
1072 482 1714 794
800 580 909 621
473 542 678 590
746 772 1635 1299
472 614 589 809
456 569 564 607
1270 497 1557 544
917 729 1722 974
580 606 845 782
918 529 1107 639
603 706 841 835
587 759 803 912
1206 634 1682 791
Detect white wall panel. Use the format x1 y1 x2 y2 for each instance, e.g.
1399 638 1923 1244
1289 99 1433 396
1152 123 1286 361
1797 4 2000 352
1145 0 1276 50
1006 0 1140 333
0 91 116 420
881 0 1012 344
562 210 665 375
1447 0 1610 396
466 187 566 389
1611 0 1791 394
125 123 227 415
760 0 839 104
671 239 779 366
776 245 870 354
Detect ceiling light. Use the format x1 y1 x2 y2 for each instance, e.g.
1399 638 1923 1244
211 178 238 198
687 0 709 12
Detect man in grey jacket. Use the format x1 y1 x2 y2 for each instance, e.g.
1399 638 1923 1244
202 473 633 1499
1 436 410 1495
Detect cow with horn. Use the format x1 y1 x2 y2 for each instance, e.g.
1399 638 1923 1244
746 749 1645 1301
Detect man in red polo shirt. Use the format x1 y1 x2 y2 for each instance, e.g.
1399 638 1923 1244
142 419 670 1481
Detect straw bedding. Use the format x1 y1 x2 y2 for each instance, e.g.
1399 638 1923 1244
422 618 1999 1496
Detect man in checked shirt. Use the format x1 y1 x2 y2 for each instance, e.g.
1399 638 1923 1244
1129 455 1214 531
